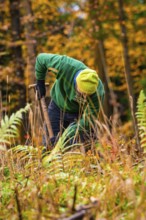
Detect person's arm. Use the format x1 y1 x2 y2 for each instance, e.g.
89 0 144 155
35 53 63 98
35 53 63 80
65 79 105 139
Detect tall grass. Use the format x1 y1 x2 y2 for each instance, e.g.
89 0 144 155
0 92 146 219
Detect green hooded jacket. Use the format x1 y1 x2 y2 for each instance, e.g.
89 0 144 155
35 53 105 137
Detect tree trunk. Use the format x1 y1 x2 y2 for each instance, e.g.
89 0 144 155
22 0 36 96
118 0 140 151
0 91 2 122
0 0 5 27
22 0 40 145
9 0 26 144
9 0 26 109
89 0 118 120
0 0 7 58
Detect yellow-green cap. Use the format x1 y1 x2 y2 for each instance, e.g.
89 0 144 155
76 69 99 95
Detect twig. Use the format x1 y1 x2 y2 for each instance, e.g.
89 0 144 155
61 201 98 220
62 210 86 220
71 185 77 212
15 186 23 220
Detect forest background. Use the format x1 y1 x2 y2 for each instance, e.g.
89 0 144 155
0 0 146 219
0 0 146 126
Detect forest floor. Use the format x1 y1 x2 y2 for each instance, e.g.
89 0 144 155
0 137 146 220
0 103 146 220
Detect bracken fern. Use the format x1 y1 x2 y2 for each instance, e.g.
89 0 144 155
0 104 30 149
136 90 146 152
41 127 85 174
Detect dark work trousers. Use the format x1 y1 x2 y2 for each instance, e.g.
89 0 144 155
43 100 79 148
43 100 94 150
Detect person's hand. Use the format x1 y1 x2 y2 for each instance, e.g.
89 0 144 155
36 80 46 99
50 136 56 147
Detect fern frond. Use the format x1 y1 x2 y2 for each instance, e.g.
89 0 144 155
0 103 30 147
42 126 82 166
41 126 87 175
136 90 146 150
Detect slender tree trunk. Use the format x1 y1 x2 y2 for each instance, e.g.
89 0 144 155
118 0 140 151
0 0 5 29
21 0 39 145
94 40 119 119
0 0 7 57
89 0 118 120
0 91 2 122
9 0 26 109
9 0 26 143
22 0 36 97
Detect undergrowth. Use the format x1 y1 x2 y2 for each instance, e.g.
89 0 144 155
0 91 146 220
